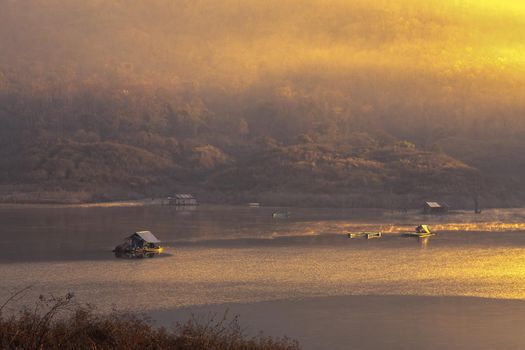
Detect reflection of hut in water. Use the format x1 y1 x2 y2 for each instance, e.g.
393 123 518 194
174 205 197 213
169 194 198 206
422 201 449 214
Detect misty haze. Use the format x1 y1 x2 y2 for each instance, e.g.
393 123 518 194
1 1 525 349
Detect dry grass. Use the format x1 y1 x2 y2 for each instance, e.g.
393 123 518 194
0 291 299 350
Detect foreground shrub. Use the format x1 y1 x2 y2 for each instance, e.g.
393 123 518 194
0 292 299 350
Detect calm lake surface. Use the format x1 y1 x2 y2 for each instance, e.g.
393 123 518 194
2 205 525 349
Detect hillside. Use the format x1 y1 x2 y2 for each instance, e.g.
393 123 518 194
0 0 524 207
0 88 485 207
0 83 519 208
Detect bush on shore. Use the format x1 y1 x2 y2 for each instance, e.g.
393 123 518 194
0 292 299 350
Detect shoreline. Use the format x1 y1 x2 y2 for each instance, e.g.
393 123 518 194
0 186 522 210
0 198 166 209
148 294 525 350
0 197 523 211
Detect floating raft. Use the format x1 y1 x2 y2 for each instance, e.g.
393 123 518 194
365 232 382 239
403 232 436 238
348 232 382 239
272 212 290 219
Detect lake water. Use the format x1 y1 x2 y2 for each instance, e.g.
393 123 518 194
2 205 525 349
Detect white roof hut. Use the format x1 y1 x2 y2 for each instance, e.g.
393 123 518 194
114 231 161 253
133 231 161 243
423 202 449 214
169 194 198 206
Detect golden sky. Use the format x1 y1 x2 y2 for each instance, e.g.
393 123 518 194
1 0 524 112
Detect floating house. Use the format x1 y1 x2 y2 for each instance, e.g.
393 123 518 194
169 194 198 206
423 201 448 214
114 231 162 254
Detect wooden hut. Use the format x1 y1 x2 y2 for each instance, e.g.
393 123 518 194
423 201 448 214
114 231 162 253
169 194 198 206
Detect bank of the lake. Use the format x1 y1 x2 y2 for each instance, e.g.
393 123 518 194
150 295 525 350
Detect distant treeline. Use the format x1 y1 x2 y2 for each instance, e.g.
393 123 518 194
0 84 510 207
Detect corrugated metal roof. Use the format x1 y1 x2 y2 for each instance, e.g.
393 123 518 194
425 202 442 208
174 194 195 199
134 231 161 243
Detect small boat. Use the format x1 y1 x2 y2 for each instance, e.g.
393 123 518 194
113 231 164 256
348 232 365 239
403 225 436 238
272 212 290 219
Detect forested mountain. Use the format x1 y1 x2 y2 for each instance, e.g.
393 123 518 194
0 0 524 207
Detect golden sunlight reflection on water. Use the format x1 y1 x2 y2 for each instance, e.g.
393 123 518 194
285 220 525 237
3 244 525 313
3 206 525 316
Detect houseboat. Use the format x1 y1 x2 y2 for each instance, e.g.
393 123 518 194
113 231 163 256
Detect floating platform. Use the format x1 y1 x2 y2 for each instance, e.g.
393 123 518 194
365 232 382 239
402 232 436 238
348 232 382 239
